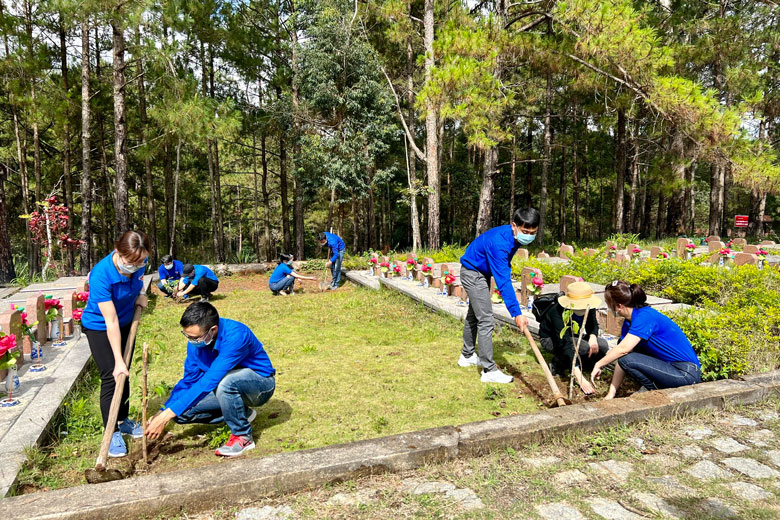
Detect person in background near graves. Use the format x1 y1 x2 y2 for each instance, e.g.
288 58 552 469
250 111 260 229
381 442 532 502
157 254 184 298
592 281 701 398
145 302 276 457
458 207 540 383
81 230 149 458
537 282 609 395
175 263 220 302
318 231 345 291
268 253 317 295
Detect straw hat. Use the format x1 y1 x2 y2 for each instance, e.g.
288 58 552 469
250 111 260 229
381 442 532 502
558 281 602 310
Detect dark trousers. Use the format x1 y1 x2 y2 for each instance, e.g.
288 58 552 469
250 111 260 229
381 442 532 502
618 352 701 390
184 277 219 297
84 323 135 429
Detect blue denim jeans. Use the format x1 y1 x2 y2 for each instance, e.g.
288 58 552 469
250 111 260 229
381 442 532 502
269 276 295 294
331 250 345 288
618 352 701 390
173 368 276 437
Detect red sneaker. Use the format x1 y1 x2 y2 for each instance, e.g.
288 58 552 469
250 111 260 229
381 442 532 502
215 434 255 457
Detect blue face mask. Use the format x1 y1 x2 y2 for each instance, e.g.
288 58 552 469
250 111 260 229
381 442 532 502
188 327 216 349
515 231 536 245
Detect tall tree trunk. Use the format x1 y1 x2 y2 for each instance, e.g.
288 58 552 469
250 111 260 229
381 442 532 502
627 130 639 233
252 129 260 256
641 176 653 237
112 14 129 233
525 119 533 206
476 147 498 235
25 0 42 273
539 58 552 246
0 165 16 283
213 141 226 261
60 16 75 273
163 141 173 252
614 108 626 233
721 162 731 237
406 36 421 252
655 186 665 239
685 163 695 235
756 191 767 238
559 145 567 240
202 42 224 261
279 132 291 252
708 162 723 236
136 29 157 266
168 138 181 257
290 4 305 260
3 0 34 273
80 20 92 273
351 193 359 252
573 140 581 240
424 0 440 248
96 26 112 253
666 131 686 235
261 133 274 260
509 135 516 220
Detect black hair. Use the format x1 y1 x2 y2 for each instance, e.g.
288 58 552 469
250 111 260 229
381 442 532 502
180 301 219 330
513 207 540 229
182 263 195 275
604 281 647 310
317 232 327 241
279 253 293 264
161 254 173 264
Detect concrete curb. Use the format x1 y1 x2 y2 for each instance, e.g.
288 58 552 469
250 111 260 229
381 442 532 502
2 371 778 518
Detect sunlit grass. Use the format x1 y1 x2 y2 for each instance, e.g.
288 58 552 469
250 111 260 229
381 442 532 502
17 274 544 492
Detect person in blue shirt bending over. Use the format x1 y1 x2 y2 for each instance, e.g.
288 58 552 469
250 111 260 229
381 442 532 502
458 208 539 384
175 263 219 302
268 253 317 295
157 254 184 297
318 231 345 291
145 302 276 457
591 281 701 399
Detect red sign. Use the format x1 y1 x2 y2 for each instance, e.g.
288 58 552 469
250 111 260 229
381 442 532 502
735 215 749 228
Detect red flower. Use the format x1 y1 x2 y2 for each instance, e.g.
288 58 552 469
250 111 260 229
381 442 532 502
719 248 731 256
369 257 378 264
444 274 456 285
632 248 641 254
0 334 17 356
407 258 416 265
685 243 696 250
393 264 402 273
609 245 617 250
72 308 83 322
380 261 390 268
532 276 544 288
76 291 89 303
45 298 63 311
422 264 432 273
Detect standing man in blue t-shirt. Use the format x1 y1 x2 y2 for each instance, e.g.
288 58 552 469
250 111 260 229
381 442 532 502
268 253 317 295
458 208 540 384
145 302 276 457
175 263 220 302
157 254 184 297
318 231 345 290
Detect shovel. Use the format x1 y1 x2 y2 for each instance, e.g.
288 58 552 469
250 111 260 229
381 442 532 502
318 266 332 292
85 304 144 484
522 327 568 407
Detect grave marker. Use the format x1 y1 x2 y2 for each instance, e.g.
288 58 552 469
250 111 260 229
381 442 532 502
559 275 579 293
583 248 599 257
676 238 692 259
707 235 721 244
434 263 450 289
744 245 759 255
515 248 529 260
0 309 24 367
760 240 776 246
614 252 628 263
421 257 435 286
558 243 574 260
369 253 379 276
25 294 47 346
732 238 747 248
606 311 625 337
519 267 537 306
537 252 550 259
650 246 661 259
734 253 757 266
708 240 725 253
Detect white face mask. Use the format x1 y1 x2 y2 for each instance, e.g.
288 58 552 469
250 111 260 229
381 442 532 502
118 256 147 274
164 264 174 270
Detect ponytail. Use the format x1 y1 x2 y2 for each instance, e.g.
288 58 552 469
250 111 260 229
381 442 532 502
279 253 293 264
604 280 647 310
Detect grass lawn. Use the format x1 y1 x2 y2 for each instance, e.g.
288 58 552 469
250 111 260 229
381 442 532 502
17 273 549 493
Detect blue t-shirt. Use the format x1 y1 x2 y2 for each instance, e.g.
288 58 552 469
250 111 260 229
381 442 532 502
269 263 293 285
164 318 275 415
158 260 184 281
82 251 145 330
182 265 219 286
323 232 345 262
620 306 700 366
460 225 523 317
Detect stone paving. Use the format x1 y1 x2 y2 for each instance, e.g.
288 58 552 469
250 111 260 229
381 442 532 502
189 400 780 519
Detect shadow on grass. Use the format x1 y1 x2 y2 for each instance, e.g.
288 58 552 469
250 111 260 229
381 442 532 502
178 399 293 439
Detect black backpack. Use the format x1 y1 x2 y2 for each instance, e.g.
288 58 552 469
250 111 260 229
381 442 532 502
531 291 564 322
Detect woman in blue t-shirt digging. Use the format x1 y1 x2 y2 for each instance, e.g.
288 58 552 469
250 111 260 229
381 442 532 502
591 281 702 399
268 254 316 295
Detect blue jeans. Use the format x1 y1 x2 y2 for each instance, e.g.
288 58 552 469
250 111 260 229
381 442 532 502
173 368 275 437
618 352 701 390
269 276 295 294
331 250 345 288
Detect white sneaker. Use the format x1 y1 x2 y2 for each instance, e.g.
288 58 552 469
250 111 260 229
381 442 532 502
481 369 513 384
458 353 479 367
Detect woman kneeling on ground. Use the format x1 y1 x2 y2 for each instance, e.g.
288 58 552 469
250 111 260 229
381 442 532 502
591 281 701 399
268 254 316 295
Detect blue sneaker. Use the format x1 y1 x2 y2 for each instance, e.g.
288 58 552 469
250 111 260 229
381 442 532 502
118 419 143 439
108 431 127 458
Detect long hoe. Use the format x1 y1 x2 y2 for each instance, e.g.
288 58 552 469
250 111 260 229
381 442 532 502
318 267 331 292
85 305 144 484
523 327 568 407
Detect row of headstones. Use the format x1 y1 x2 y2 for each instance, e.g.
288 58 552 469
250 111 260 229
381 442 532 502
368 253 469 300
676 237 777 266
0 283 87 370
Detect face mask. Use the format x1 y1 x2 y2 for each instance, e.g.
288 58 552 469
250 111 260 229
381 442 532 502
118 257 146 274
515 232 536 245
189 327 216 349
164 264 174 270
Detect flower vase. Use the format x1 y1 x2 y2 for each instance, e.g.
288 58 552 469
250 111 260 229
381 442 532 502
686 252 692 261
527 295 535 312
29 341 46 372
423 277 429 288
1 368 20 407
442 286 448 297
408 272 414 281
718 257 725 267
369 266 374 276
49 319 60 340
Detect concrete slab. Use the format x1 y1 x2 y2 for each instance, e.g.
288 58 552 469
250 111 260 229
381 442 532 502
0 287 19 299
